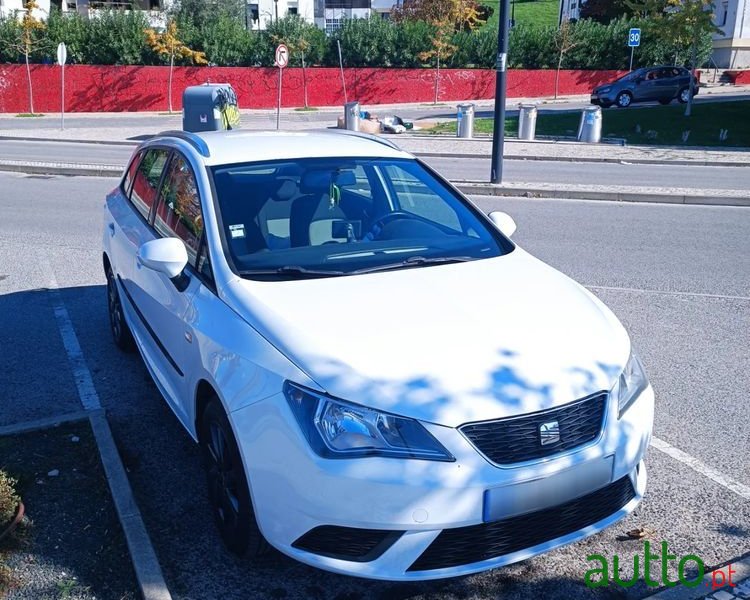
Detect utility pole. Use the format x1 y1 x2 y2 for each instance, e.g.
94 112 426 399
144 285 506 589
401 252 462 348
490 0 511 183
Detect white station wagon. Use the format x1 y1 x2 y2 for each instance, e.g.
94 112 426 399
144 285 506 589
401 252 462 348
102 129 654 581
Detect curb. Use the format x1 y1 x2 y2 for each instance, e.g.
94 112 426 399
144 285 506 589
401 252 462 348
416 151 750 168
642 553 750 600
0 135 139 147
456 183 750 207
0 161 122 177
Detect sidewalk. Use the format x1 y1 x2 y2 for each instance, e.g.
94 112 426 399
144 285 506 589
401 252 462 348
2 115 749 167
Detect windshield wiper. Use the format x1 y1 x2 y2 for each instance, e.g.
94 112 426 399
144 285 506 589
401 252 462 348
239 266 345 278
351 255 475 275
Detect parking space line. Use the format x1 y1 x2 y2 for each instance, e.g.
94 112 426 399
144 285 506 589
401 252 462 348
587 285 750 302
0 409 99 437
651 437 750 501
39 254 173 600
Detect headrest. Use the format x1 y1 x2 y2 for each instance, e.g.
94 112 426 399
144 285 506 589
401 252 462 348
300 170 331 194
335 170 356 186
274 179 297 201
300 169 357 194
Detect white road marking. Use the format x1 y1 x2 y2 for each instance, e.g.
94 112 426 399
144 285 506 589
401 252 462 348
40 255 101 411
650 436 750 501
587 284 750 302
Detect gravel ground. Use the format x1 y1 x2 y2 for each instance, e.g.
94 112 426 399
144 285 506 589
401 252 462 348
0 421 137 600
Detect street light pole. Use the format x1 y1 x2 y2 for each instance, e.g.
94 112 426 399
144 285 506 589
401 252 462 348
490 0 511 183
274 0 279 23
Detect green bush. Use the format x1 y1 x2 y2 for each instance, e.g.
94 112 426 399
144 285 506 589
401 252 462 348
46 11 91 64
0 471 20 526
264 15 328 67
0 11 715 70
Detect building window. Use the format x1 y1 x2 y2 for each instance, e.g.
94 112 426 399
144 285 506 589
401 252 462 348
288 4 297 14
325 18 343 33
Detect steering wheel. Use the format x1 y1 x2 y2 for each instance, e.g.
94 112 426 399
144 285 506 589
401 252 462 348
365 211 417 240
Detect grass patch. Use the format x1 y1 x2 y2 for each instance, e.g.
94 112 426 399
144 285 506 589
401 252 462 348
429 101 750 147
15 113 44 117
480 0 559 30
294 106 319 112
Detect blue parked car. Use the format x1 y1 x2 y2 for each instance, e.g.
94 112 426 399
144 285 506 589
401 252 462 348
591 66 699 108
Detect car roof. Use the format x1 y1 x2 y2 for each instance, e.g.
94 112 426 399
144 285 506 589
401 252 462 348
149 129 414 167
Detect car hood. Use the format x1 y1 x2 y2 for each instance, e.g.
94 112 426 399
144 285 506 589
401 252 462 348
224 248 630 427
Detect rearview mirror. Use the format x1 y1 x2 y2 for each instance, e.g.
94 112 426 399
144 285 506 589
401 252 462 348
137 238 188 279
488 211 517 238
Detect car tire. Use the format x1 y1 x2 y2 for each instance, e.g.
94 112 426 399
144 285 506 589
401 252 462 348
106 267 135 352
658 98 672 105
615 92 633 108
678 87 691 103
200 399 268 557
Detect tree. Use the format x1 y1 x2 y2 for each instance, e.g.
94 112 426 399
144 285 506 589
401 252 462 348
6 0 46 114
392 0 484 103
553 19 579 99
663 0 721 116
145 20 208 113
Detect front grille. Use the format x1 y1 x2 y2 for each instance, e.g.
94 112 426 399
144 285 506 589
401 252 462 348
292 525 403 562
460 393 607 465
408 475 636 572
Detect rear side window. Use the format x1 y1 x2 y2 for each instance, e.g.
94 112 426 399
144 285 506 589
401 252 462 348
130 149 169 221
153 154 204 265
122 150 143 197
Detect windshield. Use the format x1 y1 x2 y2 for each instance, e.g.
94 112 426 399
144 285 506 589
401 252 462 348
211 157 511 279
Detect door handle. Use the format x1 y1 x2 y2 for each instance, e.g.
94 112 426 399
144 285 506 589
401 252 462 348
108 223 115 237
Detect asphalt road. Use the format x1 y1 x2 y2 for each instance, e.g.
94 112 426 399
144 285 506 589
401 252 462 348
2 138 749 190
1 172 748 600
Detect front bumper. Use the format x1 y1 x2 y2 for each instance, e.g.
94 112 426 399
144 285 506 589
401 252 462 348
591 92 615 106
231 385 654 580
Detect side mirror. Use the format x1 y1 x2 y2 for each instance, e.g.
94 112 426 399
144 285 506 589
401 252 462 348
488 211 517 238
137 238 188 279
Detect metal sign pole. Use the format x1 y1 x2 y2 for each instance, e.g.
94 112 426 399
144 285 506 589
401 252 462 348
57 42 67 130
337 40 347 104
490 0 511 184
276 66 282 130
629 46 635 71
61 62 65 130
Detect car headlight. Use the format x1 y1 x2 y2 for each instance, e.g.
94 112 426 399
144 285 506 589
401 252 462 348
284 382 454 461
616 351 648 418
599 86 611 93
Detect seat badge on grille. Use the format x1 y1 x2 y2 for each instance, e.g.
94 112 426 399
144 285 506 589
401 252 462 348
539 421 560 446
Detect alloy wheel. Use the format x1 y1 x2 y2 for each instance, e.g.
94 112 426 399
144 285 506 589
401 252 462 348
206 422 241 533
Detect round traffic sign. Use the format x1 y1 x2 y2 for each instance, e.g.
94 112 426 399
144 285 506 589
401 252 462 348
275 44 289 69
57 42 67 66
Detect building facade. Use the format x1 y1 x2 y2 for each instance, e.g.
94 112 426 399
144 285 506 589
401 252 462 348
713 0 750 67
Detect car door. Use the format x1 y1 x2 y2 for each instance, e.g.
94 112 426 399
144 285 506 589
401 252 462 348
128 150 206 424
655 67 679 99
107 146 169 335
635 69 661 101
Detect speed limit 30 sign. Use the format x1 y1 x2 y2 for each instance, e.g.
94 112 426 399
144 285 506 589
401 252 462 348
275 44 289 68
